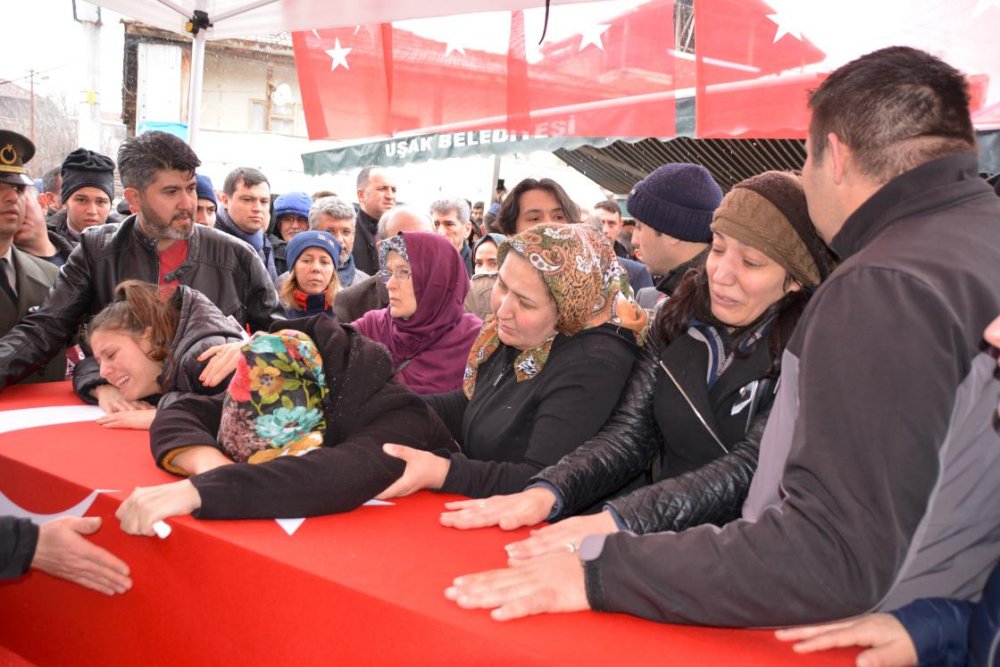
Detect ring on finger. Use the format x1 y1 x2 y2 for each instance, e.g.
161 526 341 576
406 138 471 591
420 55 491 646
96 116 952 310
566 539 577 553
477 500 487 509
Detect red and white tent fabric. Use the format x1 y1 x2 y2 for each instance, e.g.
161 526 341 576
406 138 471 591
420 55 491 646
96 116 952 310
89 0 1000 146
291 0 1000 142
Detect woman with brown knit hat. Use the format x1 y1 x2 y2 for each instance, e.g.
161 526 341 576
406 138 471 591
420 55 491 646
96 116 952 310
441 171 838 554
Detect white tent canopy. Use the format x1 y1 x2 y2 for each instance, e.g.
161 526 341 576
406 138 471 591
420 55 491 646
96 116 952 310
93 0 587 40
91 0 587 146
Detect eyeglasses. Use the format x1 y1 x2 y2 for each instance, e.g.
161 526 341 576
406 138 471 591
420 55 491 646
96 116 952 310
377 267 413 283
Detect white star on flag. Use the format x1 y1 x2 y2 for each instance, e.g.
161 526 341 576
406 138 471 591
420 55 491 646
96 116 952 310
765 1 806 42
326 38 352 71
578 23 610 51
444 41 466 57
973 0 1000 15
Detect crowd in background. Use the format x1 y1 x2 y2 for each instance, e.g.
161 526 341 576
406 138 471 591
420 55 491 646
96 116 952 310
0 45 998 667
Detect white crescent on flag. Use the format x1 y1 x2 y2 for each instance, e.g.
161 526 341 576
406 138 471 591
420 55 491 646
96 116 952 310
0 404 394 535
0 488 119 524
0 405 103 434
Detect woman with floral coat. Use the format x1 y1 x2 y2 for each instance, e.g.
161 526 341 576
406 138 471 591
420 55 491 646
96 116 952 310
115 313 456 534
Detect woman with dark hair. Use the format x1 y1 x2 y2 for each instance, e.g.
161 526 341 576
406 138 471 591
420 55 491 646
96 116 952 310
441 172 837 552
464 233 507 320
74 280 246 430
374 223 647 500
495 178 580 235
352 231 482 394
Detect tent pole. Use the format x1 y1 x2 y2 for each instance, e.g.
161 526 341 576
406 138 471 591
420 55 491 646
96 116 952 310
187 28 206 149
490 153 502 210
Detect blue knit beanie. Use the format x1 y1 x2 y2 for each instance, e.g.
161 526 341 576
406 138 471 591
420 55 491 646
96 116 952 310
286 230 343 269
195 174 217 205
274 191 313 220
626 163 722 242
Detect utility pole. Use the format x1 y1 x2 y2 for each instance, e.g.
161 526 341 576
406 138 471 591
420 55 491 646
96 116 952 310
29 69 35 143
73 0 103 150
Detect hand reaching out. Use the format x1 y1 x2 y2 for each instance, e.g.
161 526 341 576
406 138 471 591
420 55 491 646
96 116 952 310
775 614 918 667
439 487 557 530
504 511 618 561
375 444 450 500
32 516 132 596
197 341 244 388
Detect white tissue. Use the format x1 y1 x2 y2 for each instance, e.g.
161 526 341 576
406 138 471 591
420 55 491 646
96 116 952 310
152 520 171 539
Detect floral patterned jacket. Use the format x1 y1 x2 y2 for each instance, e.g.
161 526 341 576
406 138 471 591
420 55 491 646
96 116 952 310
149 314 457 519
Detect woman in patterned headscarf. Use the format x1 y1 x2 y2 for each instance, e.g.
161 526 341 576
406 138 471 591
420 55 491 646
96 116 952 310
441 171 838 554
375 223 648 500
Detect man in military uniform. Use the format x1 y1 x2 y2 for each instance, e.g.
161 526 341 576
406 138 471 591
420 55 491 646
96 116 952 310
0 130 64 383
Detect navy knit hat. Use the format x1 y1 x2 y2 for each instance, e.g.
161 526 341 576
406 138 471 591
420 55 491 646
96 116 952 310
274 191 312 220
60 148 115 203
196 174 217 205
626 163 722 242
286 230 343 269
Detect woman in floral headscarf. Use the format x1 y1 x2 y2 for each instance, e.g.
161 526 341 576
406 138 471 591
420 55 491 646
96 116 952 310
375 223 648 500
352 231 482 394
115 314 456 534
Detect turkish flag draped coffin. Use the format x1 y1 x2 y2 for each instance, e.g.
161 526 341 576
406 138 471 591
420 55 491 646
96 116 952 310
293 0 1000 142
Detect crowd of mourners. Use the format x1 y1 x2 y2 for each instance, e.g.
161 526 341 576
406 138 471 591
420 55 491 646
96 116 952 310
0 46 998 666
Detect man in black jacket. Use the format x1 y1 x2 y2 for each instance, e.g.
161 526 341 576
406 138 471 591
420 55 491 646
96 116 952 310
352 166 397 275
0 131 280 399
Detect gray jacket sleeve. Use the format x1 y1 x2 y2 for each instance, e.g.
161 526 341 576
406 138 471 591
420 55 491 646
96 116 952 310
605 407 766 534
531 335 662 518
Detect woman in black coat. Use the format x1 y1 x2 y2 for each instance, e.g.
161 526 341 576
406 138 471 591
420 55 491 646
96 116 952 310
115 314 455 534
441 172 837 556
373 223 648 500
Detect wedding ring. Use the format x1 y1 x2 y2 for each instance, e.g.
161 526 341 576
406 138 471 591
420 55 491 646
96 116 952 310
566 539 577 553
477 500 487 509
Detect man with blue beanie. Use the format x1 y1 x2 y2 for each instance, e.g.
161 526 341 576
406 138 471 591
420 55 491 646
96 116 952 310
269 191 312 275
625 162 723 307
195 174 217 227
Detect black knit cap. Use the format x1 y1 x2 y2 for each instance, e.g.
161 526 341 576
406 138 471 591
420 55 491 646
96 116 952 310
626 163 723 242
61 148 115 203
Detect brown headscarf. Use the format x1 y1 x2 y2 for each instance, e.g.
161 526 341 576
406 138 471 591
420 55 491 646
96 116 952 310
463 223 647 398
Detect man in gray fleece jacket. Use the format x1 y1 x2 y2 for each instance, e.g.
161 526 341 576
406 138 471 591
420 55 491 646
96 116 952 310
444 46 1000 627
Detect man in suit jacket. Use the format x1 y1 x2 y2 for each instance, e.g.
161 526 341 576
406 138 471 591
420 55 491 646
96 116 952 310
0 130 63 383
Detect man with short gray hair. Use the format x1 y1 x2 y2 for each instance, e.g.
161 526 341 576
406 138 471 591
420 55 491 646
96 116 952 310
309 196 368 288
430 198 473 276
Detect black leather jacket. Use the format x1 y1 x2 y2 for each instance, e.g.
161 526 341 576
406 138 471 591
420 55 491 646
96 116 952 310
0 215 281 392
533 324 774 534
